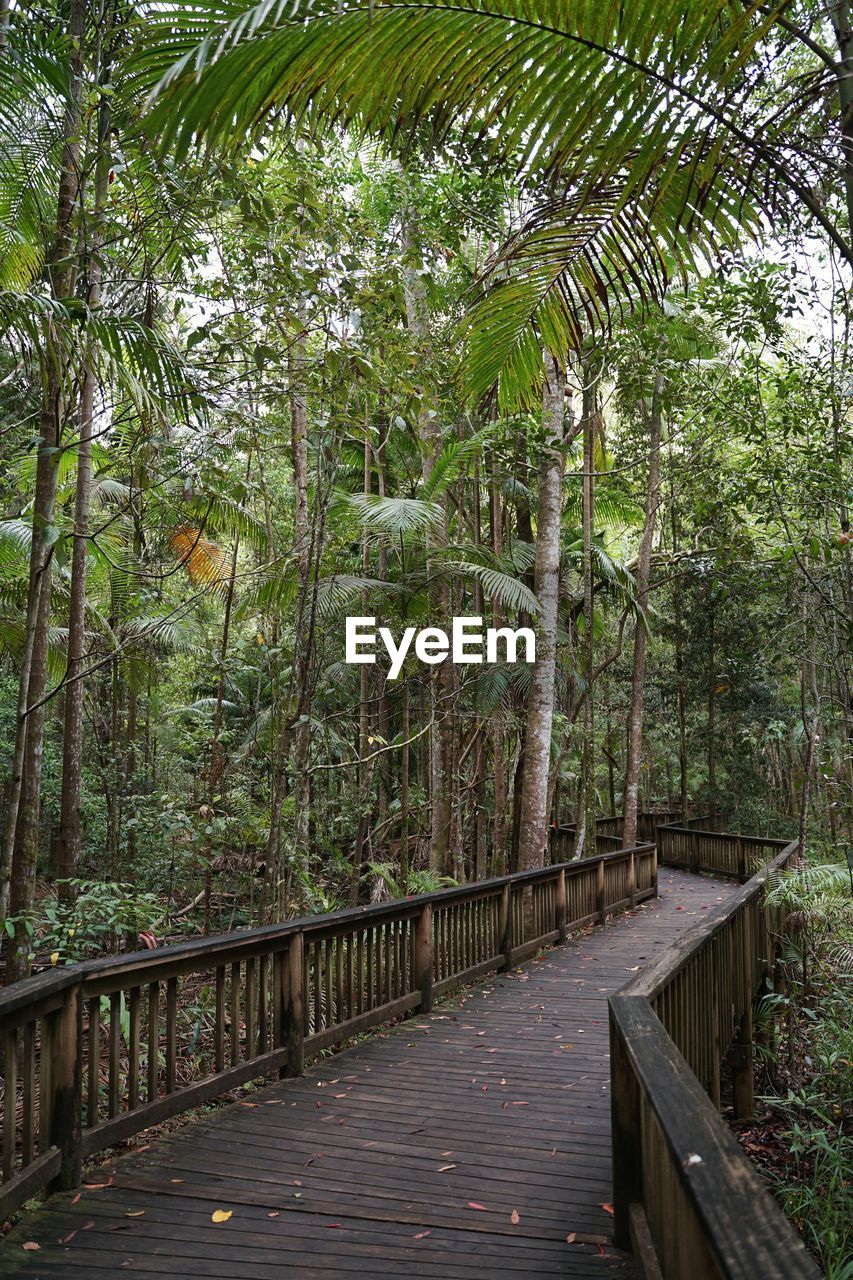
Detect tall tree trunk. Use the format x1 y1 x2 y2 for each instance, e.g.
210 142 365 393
707 580 717 814
577 380 597 857
400 210 453 874
58 10 114 902
1 0 86 964
517 353 567 870
489 447 507 873
622 376 663 849
289 288 312 895
670 492 689 816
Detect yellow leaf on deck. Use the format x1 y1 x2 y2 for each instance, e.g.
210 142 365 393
211 1209 233 1224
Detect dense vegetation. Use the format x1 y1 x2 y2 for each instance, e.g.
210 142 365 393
0 1 850 1259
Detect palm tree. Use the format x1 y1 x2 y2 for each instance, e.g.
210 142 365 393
139 0 853 412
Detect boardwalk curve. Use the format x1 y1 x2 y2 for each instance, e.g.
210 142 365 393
4 870 733 1279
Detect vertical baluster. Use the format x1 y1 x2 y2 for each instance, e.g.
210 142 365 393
128 987 141 1112
215 965 226 1073
38 1015 53 1155
165 976 177 1093
108 991 121 1117
335 937 344 1024
374 927 382 1006
258 955 268 1054
2 1028 17 1180
230 962 241 1065
384 922 393 1002
346 933 354 1020
21 1021 35 1167
245 957 257 1058
356 930 365 1016
88 996 101 1124
147 982 159 1103
363 931 371 1008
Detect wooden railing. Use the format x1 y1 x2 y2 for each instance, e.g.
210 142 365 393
609 837 819 1278
657 820 791 882
0 842 656 1218
550 811 681 862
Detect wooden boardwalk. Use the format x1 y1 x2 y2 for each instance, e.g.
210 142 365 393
3 870 734 1279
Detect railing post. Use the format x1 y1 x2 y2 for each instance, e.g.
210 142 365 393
736 836 746 882
651 844 658 897
555 869 567 943
49 979 82 1192
610 1002 642 1253
595 859 606 925
626 850 636 908
281 932 305 1077
414 904 434 1013
498 882 513 970
729 1007 755 1119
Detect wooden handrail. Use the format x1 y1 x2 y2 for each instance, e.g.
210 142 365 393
609 838 819 1278
657 820 792 882
0 842 656 1217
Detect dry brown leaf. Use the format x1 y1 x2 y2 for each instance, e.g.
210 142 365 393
21 1242 40 1251
511 1209 520 1225
60 1230 77 1246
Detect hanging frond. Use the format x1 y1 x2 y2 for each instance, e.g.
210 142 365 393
169 524 230 590
336 491 444 534
441 559 539 614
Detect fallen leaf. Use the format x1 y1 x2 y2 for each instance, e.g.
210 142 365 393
126 1210 145 1218
413 1230 432 1239
60 1230 77 1246
467 1202 488 1211
566 1232 577 1244
22 1242 40 1251
69 1193 81 1206
267 1212 280 1218
325 1224 342 1229
211 1209 233 1224
511 1209 520 1225
438 1164 457 1172
600 1203 614 1216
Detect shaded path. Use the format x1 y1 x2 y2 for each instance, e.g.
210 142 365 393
4 870 734 1278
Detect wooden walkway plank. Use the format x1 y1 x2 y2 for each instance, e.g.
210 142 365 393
1 870 733 1279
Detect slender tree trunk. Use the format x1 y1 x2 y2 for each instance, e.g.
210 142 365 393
1 0 86 964
517 353 567 870
289 289 312 893
670 496 689 817
488 447 507 873
622 376 663 849
578 380 597 857
707 580 717 814
401 210 453 873
58 13 114 902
